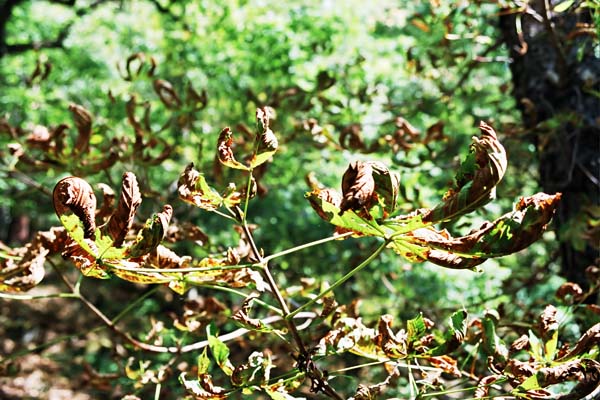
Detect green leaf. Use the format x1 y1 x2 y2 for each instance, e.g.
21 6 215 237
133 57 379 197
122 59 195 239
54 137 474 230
407 313 427 345
428 310 468 356
208 329 235 376
481 312 508 363
198 348 211 375
305 190 385 237
60 214 96 256
515 373 542 392
529 330 544 362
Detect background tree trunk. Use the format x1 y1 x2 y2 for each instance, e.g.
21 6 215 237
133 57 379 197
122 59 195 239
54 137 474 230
499 1 599 289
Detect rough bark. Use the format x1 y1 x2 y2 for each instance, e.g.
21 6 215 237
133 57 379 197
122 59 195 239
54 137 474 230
499 1 599 289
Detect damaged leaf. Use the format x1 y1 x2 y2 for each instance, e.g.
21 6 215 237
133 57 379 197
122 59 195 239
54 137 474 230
125 205 172 258
106 172 142 247
250 107 279 169
53 176 97 239
340 161 376 214
178 163 225 210
392 192 561 269
421 121 507 224
217 127 250 171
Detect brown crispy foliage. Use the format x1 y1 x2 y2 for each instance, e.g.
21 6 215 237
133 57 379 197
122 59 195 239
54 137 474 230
53 176 97 239
106 172 142 247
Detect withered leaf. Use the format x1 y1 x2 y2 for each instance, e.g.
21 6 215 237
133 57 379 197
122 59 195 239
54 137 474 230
217 127 250 170
424 355 461 377
69 103 93 155
422 121 507 224
394 192 561 269
0 244 47 292
250 107 278 168
53 176 97 239
145 245 192 269
178 163 224 211
374 314 408 359
307 188 342 222
340 161 376 214
474 376 499 399
106 172 142 247
231 296 272 332
125 205 172 258
95 183 116 221
153 79 181 109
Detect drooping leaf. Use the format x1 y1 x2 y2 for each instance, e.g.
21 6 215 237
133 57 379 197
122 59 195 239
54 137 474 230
96 183 116 220
180 372 227 399
207 330 235 376
153 78 181 109
481 311 508 364
178 163 225 211
53 176 97 239
392 193 561 269
373 314 408 359
421 122 507 224
69 103 92 155
231 351 273 387
217 127 250 171
106 172 142 247
231 296 273 333
125 205 172 258
250 107 279 168
340 161 376 214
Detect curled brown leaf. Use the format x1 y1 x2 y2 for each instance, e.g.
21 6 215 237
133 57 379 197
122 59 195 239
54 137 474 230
106 172 142 247
217 127 249 170
340 161 375 214
53 176 97 239
374 314 408 359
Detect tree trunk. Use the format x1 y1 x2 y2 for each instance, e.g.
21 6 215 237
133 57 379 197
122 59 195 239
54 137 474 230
499 1 599 289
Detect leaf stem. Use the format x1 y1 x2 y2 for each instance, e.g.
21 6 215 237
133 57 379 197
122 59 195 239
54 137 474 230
263 231 353 263
287 238 390 320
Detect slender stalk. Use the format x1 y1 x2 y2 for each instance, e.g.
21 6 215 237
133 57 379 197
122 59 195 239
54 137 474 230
0 292 79 300
287 238 390 320
238 214 306 354
263 231 353 263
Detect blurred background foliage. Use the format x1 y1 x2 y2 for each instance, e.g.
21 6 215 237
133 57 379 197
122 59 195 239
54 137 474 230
0 0 597 398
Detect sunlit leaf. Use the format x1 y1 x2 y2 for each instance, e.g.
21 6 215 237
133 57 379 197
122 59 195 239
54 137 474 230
306 189 384 236
208 330 235 376
421 122 507 224
53 176 97 239
178 163 225 210
125 205 172 258
250 107 278 169
106 172 142 247
217 127 250 170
